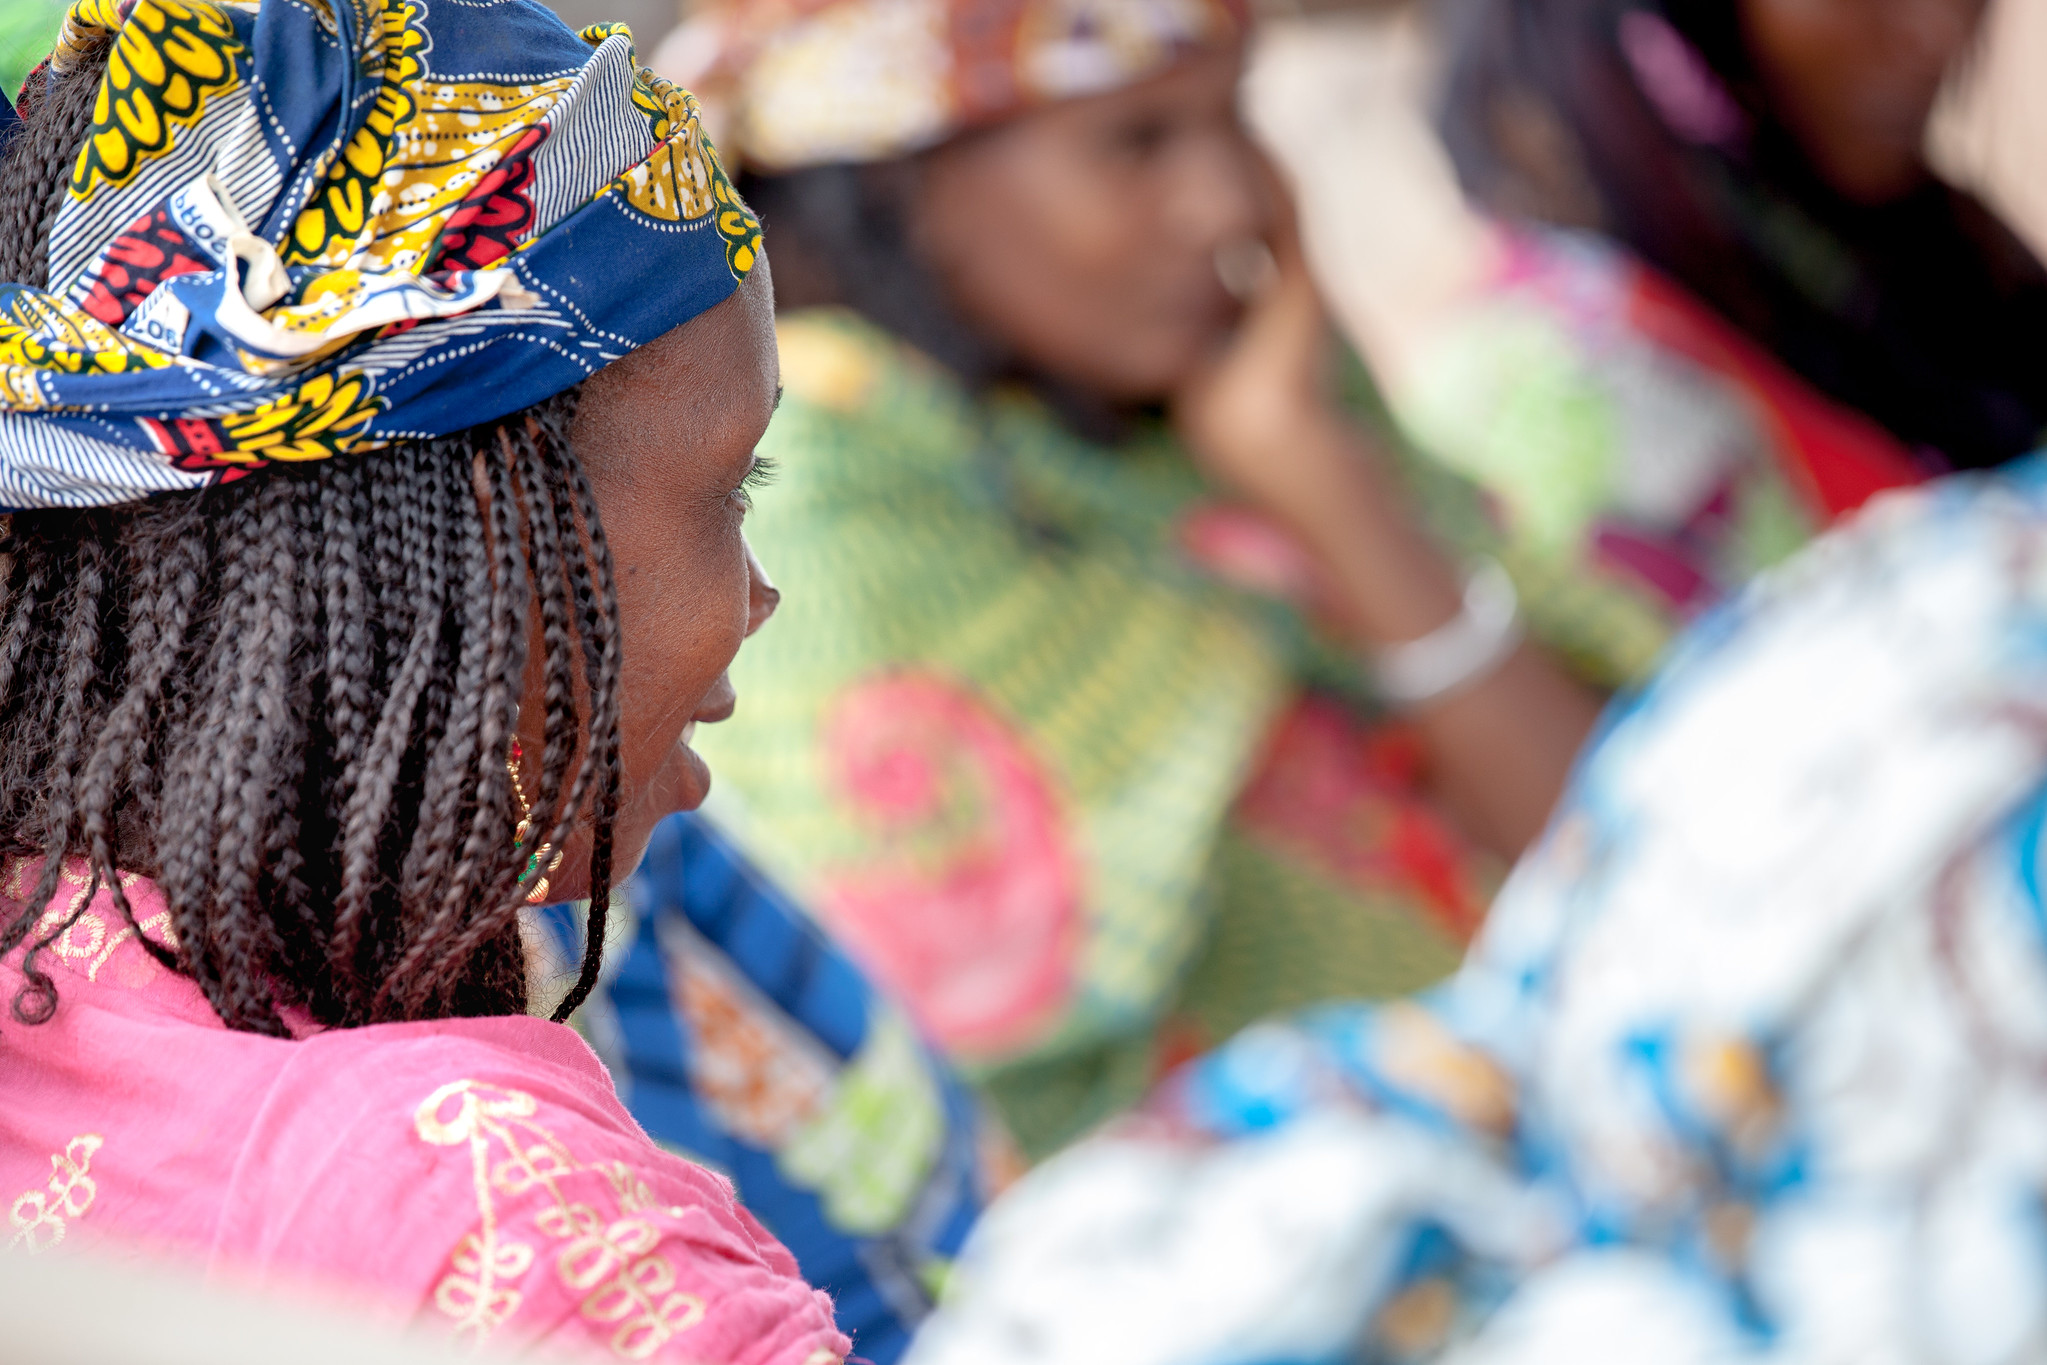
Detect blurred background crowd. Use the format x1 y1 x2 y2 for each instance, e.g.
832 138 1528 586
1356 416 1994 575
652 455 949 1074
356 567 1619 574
9 0 2047 1361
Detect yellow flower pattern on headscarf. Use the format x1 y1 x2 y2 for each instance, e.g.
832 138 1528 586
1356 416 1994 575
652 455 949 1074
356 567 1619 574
61 0 245 202
584 24 764 276
714 172 762 277
0 292 173 381
283 0 427 266
213 369 382 463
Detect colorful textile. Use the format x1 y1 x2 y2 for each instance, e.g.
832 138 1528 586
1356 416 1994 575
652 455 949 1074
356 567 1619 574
540 813 1013 1365
1399 226 1927 687
0 858 848 1365
905 455 2047 1365
666 0 1247 171
1439 0 2047 473
0 0 760 510
696 310 1493 1155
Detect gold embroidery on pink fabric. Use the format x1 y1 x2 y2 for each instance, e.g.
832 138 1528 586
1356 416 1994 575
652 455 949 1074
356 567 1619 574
416 1080 708 1359
15 858 178 982
7 1134 103 1252
85 909 176 981
33 871 165 982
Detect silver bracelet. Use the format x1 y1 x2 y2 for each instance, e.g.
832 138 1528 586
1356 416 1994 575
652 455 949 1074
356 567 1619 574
1368 558 1524 706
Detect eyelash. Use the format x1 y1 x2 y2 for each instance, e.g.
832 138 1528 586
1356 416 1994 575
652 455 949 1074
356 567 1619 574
732 455 778 511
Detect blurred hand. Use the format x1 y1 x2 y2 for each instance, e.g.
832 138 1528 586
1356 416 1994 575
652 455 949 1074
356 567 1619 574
1171 172 1355 536
1172 167 1600 860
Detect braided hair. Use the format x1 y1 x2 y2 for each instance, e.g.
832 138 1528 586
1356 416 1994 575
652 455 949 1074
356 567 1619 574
0 37 623 1035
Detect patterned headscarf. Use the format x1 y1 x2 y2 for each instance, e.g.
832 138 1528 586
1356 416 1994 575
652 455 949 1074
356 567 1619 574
668 0 1249 173
0 0 763 510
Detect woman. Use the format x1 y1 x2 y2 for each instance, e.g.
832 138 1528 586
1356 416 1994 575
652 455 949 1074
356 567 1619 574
0 2 845 1361
1402 0 2047 681
665 0 1601 1155
906 454 2047 1365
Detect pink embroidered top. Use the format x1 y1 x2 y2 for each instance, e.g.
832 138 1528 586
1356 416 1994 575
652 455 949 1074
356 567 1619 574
0 860 849 1365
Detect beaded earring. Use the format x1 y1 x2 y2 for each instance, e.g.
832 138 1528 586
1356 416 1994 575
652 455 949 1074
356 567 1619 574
507 738 566 904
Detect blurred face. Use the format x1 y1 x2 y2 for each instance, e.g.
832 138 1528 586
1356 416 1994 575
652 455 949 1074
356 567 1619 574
533 264 782 896
1740 0 1986 203
914 48 1267 404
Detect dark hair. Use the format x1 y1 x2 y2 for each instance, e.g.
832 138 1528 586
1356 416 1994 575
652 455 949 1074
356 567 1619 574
0 40 621 1035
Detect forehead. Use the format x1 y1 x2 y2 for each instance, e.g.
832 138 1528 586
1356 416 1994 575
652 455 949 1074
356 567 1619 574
574 269 780 487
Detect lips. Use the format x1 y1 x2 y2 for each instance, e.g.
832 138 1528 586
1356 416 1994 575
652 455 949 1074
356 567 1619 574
690 672 738 731
660 675 738 816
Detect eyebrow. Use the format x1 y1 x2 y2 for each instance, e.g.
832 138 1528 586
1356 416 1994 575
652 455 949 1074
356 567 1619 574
773 385 785 412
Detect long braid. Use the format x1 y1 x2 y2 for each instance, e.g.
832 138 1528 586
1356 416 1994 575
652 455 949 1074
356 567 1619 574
76 500 207 974
214 478 311 1034
379 438 519 1016
298 461 374 1018
549 418 623 1023
318 460 373 828
155 482 292 1034
263 479 332 971
0 551 51 815
329 442 430 993
512 410 585 893
393 441 496 929
12 527 110 1024
435 443 532 929
328 442 448 998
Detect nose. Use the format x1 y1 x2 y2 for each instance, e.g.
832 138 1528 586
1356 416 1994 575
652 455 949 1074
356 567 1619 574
745 538 780 637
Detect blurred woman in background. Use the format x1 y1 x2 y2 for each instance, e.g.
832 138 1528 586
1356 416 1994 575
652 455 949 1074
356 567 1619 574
660 0 1600 1158
1404 0 2047 682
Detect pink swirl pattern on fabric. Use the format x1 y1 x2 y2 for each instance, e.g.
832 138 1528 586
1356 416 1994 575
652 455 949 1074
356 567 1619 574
818 671 1078 1059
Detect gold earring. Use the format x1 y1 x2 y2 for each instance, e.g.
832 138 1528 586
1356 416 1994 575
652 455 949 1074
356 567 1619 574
507 738 566 904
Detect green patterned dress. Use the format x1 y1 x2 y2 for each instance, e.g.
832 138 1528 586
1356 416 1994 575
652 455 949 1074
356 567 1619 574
698 307 1779 1155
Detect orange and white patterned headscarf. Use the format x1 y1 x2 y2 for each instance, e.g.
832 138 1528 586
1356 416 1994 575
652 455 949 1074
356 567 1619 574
665 0 1250 172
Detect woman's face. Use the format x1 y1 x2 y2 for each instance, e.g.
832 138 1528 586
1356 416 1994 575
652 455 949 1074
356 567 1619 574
1740 0 1985 203
914 48 1267 404
541 264 782 894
